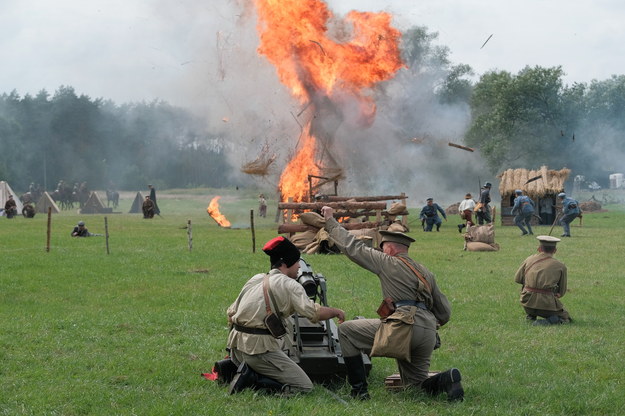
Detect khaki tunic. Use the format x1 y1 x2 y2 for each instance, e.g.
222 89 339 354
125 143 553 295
227 269 321 355
514 252 568 312
325 218 451 387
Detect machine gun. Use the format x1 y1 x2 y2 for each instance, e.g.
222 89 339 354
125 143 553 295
290 258 372 383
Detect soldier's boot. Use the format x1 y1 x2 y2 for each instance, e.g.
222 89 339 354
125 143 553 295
214 358 238 384
532 315 563 326
255 375 287 395
343 355 370 400
436 224 441 232
421 368 464 401
457 224 465 233
229 362 258 394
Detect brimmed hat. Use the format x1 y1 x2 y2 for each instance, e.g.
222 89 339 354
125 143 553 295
379 230 415 248
263 236 300 267
536 235 560 247
465 193 472 198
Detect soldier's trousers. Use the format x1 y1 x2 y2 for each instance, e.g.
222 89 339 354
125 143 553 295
423 217 442 231
476 209 491 225
559 213 578 235
338 318 437 388
514 212 533 234
523 306 571 322
230 348 313 393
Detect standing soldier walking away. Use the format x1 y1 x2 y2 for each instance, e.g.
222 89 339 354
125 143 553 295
148 184 161 216
476 182 492 225
557 192 581 237
321 206 464 401
419 198 447 232
457 193 476 233
511 190 535 236
514 235 571 325
258 194 267 218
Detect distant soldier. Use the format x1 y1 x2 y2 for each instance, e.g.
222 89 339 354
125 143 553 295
457 193 475 233
22 203 36 218
4 195 18 219
142 196 155 219
258 194 267 218
511 190 535 236
419 198 447 232
148 184 161 215
71 221 92 237
476 182 492 225
515 235 571 325
557 193 581 237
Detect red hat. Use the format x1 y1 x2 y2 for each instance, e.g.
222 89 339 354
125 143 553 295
263 236 300 267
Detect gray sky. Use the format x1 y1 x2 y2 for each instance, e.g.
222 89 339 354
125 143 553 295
1 0 623 109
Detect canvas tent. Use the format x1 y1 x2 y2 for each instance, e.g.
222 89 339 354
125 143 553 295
129 192 144 213
0 181 24 214
497 166 570 226
36 192 61 214
81 191 112 214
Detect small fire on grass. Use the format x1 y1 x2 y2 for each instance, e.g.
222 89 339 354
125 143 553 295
207 196 231 227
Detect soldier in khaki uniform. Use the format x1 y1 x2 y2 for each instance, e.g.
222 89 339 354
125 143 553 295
321 206 464 401
226 236 345 394
514 235 571 325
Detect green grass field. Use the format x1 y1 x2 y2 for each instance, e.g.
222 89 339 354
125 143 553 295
2 189 624 415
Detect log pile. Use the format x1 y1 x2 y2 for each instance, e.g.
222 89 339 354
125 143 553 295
277 194 409 249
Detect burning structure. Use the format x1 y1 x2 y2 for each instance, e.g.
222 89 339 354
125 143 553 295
250 0 404 202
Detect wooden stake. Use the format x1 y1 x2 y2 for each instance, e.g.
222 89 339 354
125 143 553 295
187 220 192 252
46 207 52 252
105 217 110 254
250 209 256 253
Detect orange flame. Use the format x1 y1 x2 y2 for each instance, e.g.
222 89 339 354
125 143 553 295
207 196 231 227
278 122 320 202
253 0 404 201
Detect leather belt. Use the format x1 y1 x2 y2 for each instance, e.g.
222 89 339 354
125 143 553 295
524 287 554 295
234 324 271 335
394 300 428 310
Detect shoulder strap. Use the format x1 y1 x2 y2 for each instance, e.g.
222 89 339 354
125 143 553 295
262 274 273 314
396 256 431 293
524 256 552 274
262 274 282 317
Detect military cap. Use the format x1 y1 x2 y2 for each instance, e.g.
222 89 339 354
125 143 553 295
515 189 523 195
536 235 560 247
77 221 85 226
483 182 492 188
426 197 433 201
263 236 300 267
379 230 415 248
558 192 566 198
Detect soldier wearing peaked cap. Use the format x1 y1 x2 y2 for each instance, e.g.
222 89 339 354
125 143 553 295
225 236 345 395
419 198 447 232
514 235 572 325
320 205 464 402
476 182 492 225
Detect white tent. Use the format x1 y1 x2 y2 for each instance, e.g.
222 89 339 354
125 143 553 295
0 181 24 214
36 192 61 214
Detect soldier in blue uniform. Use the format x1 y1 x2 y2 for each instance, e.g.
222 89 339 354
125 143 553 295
557 192 581 237
511 190 535 236
476 182 492 225
419 198 447 232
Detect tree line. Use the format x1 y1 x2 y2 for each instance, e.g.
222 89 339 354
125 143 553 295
0 86 233 193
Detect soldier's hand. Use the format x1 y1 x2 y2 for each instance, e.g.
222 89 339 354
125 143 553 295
321 206 334 220
335 309 345 324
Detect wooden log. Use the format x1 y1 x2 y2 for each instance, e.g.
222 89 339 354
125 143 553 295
278 201 386 210
322 195 408 202
278 222 381 234
448 142 475 152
